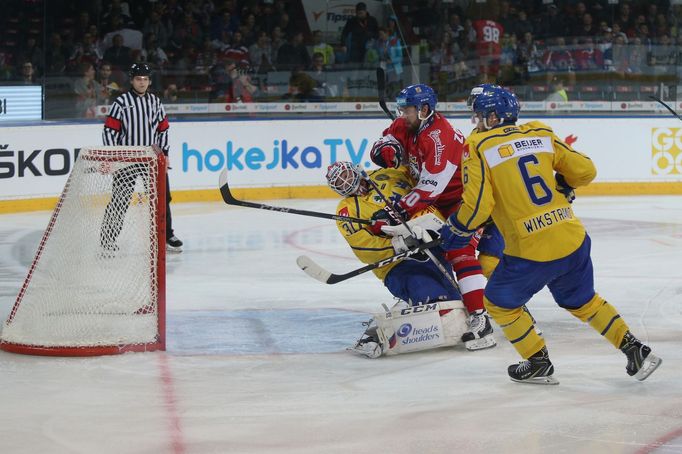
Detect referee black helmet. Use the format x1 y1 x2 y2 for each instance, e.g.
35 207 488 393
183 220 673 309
128 62 152 79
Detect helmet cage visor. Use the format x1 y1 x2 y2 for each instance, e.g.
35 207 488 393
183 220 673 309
326 162 364 197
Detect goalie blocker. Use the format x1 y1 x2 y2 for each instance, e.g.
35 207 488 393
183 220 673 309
350 300 468 358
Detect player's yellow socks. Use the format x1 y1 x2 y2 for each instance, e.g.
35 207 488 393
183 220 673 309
479 254 500 280
566 294 629 349
485 298 545 359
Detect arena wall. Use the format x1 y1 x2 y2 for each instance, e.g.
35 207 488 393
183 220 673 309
1 116 681 213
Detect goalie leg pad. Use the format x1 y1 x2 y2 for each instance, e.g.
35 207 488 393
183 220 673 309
374 300 467 356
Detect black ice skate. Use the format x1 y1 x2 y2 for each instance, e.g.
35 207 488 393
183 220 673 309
166 235 183 253
508 347 559 385
462 309 496 351
620 332 662 381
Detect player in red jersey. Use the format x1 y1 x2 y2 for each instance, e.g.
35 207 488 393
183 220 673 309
368 83 495 351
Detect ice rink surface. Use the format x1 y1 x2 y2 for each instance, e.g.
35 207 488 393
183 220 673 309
0 195 681 454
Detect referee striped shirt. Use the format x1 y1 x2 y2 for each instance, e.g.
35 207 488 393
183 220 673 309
102 91 170 154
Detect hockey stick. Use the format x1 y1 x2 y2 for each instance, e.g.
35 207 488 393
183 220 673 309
360 170 460 292
297 238 442 284
219 169 374 225
649 95 682 121
376 67 395 120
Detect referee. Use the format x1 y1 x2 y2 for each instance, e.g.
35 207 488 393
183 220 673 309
101 62 183 253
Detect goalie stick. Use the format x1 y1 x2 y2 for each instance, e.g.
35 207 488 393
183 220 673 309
218 169 375 225
376 67 395 120
297 238 442 284
649 95 682 121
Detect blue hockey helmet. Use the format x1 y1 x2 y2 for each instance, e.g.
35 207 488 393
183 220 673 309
466 83 501 110
472 86 520 128
396 84 438 113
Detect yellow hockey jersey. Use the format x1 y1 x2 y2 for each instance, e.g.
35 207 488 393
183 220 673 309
335 166 441 280
456 120 597 261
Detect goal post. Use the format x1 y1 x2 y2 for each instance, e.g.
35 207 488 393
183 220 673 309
0 146 167 356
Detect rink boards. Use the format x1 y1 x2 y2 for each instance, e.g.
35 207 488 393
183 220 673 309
1 116 682 213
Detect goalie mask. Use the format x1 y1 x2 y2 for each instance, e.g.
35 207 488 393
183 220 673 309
326 161 367 197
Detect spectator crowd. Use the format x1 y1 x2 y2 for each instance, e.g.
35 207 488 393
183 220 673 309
0 0 679 117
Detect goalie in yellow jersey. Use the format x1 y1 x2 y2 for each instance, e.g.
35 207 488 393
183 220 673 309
438 86 661 384
325 161 475 358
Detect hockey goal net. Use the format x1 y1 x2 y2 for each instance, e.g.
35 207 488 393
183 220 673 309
0 146 166 356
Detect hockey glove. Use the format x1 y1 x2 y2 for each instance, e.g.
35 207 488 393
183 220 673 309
440 216 476 251
389 226 434 254
370 134 404 169
555 173 576 203
368 205 407 235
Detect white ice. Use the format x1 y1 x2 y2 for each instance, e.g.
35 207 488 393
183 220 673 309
1 196 681 454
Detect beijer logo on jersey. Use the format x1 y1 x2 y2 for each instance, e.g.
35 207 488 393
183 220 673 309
651 128 682 175
488 136 553 168
428 130 444 165
497 139 546 158
513 138 545 149
182 138 369 172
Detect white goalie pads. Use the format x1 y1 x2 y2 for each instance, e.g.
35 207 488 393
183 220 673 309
380 213 444 238
373 300 468 356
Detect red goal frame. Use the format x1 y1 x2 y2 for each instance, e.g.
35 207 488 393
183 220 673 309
0 147 167 356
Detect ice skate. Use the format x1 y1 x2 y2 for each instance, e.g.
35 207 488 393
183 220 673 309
508 347 559 385
620 332 662 381
167 235 183 253
462 309 496 351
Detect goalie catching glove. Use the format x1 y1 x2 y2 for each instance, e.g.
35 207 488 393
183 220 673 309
555 173 576 203
370 134 404 169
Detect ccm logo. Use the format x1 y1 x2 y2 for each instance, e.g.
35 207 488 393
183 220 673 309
400 303 438 315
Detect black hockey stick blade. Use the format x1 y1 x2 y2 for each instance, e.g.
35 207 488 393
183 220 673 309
218 169 373 225
297 238 442 284
649 95 682 121
376 67 395 120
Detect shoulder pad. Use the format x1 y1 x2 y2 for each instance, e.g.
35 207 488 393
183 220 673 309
520 120 553 133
